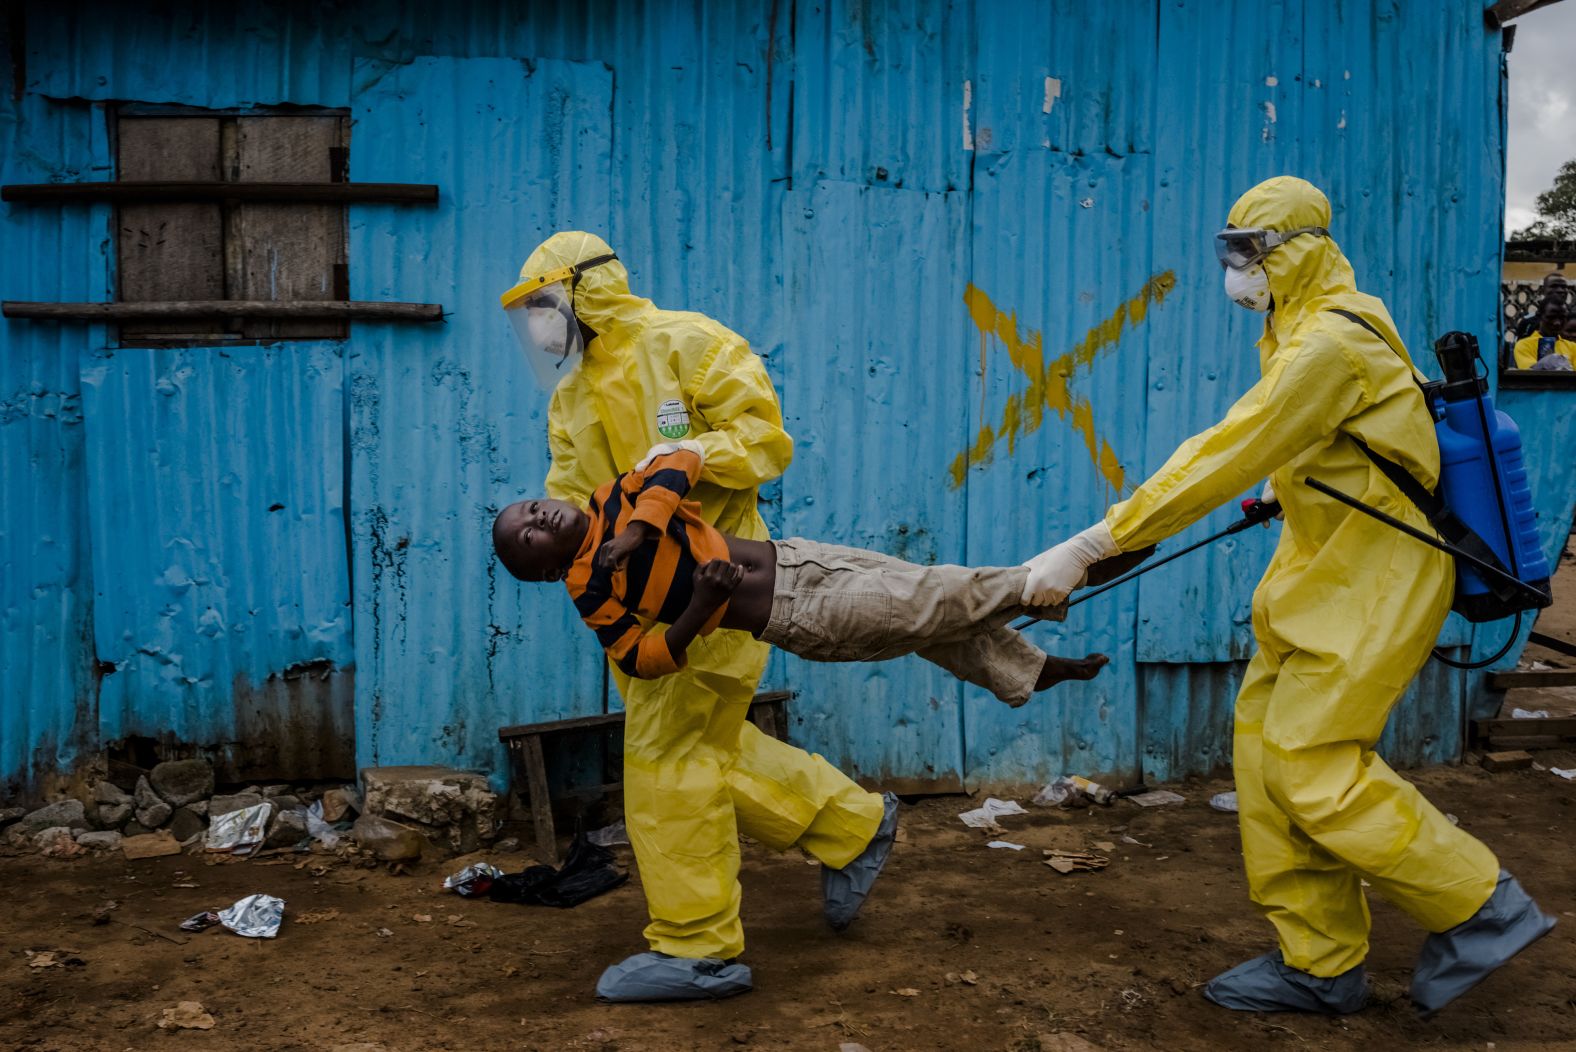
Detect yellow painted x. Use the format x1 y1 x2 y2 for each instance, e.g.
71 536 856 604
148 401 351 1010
948 270 1176 493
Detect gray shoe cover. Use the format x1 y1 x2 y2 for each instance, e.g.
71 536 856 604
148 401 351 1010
1410 869 1556 1019
595 951 753 1003
1203 950 1369 1014
823 791 900 932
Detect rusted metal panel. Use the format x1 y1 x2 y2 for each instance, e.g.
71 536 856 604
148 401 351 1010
78 342 354 779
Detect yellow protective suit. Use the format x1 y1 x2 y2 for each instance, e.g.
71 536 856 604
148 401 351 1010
529 231 884 961
1105 178 1499 978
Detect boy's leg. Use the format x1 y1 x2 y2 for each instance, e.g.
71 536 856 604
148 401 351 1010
763 539 1033 660
913 626 1056 706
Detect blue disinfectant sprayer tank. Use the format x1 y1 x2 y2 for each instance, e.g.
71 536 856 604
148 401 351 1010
1429 331 1550 621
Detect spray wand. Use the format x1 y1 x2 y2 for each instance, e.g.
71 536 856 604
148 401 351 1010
1012 498 1282 631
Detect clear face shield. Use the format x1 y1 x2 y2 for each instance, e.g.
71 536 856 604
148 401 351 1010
500 252 618 391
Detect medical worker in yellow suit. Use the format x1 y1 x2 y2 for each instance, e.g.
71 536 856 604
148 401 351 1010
501 232 896 1002
1022 178 1554 1017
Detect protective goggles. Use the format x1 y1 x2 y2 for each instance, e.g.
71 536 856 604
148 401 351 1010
1214 225 1328 269
500 253 617 390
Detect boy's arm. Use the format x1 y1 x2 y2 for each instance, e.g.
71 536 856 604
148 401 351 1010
595 449 703 572
623 448 703 534
576 560 740 679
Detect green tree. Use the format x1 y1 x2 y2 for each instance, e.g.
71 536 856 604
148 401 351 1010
1514 158 1576 240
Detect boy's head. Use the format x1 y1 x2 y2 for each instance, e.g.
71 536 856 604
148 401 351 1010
492 498 588 581
1563 313 1576 341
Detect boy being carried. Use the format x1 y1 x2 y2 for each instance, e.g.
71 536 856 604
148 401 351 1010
493 448 1144 704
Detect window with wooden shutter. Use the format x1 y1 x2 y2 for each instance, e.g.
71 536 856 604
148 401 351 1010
115 109 350 344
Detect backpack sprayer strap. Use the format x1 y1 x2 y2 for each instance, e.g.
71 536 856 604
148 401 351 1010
1326 309 1522 603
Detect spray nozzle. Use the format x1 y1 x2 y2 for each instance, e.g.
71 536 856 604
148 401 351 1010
1432 331 1487 401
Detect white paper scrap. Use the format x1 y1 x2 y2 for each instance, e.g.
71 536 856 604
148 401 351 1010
1128 790 1185 808
1512 708 1551 719
986 840 1025 851
1551 768 1576 781
958 798 1028 829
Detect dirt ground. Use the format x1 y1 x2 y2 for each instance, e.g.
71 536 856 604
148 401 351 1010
3 762 1575 1052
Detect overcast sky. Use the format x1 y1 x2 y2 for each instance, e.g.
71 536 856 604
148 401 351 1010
1506 3 1576 233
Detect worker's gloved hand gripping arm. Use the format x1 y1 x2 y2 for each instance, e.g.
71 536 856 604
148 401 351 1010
596 450 704 572
1023 332 1367 608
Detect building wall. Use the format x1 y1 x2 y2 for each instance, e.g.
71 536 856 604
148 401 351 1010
4 0 1565 797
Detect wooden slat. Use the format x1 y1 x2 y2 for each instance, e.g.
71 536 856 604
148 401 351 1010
1489 669 1576 690
497 691 794 742
3 301 442 321
233 115 345 339
117 117 225 338
522 735 559 865
3 181 437 203
1473 716 1576 739
1528 631 1576 660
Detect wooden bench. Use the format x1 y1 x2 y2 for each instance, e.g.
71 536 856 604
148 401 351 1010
498 691 792 863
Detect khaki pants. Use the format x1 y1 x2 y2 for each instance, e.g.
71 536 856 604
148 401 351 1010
760 538 1048 705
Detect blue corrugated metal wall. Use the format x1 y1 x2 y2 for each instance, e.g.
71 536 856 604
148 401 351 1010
4 0 1564 797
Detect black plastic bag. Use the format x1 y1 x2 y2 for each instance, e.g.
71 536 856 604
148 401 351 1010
488 833 627 908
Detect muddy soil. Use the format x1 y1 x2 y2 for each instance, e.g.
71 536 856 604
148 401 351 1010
3 763 1574 1052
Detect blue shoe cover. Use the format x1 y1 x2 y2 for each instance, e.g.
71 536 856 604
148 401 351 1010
595 951 753 1002
1203 950 1369 1014
1410 869 1556 1019
823 791 900 932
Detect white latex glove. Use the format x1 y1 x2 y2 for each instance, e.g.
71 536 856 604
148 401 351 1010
1261 478 1285 522
635 439 705 473
1022 520 1119 608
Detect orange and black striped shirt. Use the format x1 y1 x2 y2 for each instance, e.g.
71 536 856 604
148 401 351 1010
564 450 731 678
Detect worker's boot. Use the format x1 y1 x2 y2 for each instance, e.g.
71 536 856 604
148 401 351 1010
823 791 900 932
1410 870 1555 1019
595 952 752 1002
1204 950 1369 1014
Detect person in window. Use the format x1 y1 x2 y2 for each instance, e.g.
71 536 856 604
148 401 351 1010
1512 300 1575 370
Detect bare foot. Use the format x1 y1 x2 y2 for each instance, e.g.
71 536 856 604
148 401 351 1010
1034 652 1109 691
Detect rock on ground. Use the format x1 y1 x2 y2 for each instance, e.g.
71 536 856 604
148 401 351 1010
350 813 425 862
75 830 123 851
149 759 214 807
133 777 172 829
263 809 308 849
168 807 206 842
10 799 88 837
0 806 27 830
93 782 135 829
209 793 263 818
360 766 499 856
34 826 84 858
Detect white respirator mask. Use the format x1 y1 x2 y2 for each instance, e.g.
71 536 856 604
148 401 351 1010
1223 264 1271 312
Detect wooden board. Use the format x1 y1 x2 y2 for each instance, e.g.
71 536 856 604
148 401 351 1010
232 116 347 340
1489 669 1576 690
5 181 435 203
116 117 225 339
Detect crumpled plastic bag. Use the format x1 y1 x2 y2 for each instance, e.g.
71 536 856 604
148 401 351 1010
217 893 285 938
206 802 273 855
488 835 627 908
303 800 342 850
443 862 505 897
